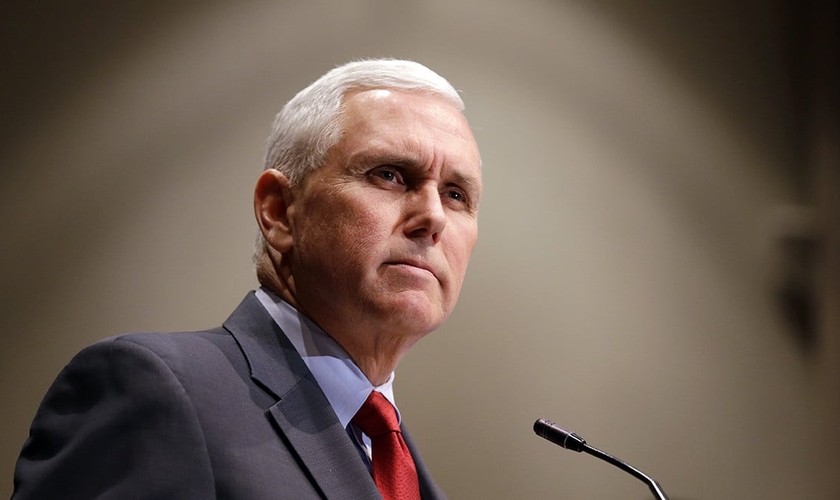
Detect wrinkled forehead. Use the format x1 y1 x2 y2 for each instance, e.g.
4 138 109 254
344 90 480 161
340 88 479 148
337 88 475 141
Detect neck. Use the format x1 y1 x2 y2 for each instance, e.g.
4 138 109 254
340 337 410 386
257 254 412 386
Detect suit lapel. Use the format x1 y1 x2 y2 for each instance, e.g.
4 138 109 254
223 293 380 500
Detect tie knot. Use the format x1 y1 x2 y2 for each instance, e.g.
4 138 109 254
352 391 400 437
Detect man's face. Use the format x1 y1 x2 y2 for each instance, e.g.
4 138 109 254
286 89 482 347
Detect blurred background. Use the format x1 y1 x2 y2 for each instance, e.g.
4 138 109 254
1 1 838 498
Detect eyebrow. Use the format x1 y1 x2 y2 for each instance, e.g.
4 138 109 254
345 151 422 173
348 152 481 186
345 149 483 207
446 171 482 200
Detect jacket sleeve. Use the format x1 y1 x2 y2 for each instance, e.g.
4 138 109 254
12 337 216 499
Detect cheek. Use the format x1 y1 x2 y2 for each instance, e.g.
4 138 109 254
443 227 479 288
336 205 391 252
299 198 392 270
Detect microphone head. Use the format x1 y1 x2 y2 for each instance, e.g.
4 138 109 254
533 418 587 452
534 418 672 500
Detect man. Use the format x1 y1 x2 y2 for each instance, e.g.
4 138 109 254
12 59 482 499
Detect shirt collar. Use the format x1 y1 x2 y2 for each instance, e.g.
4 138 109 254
254 287 399 428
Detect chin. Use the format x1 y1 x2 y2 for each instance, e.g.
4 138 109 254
383 293 450 335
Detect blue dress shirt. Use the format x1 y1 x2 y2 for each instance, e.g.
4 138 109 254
255 287 400 463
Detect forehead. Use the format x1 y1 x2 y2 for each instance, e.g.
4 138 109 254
336 89 482 182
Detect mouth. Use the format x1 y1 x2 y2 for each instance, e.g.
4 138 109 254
384 259 438 280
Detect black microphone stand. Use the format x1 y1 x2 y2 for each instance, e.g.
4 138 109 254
534 418 670 500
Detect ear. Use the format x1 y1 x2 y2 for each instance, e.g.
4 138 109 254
254 169 296 253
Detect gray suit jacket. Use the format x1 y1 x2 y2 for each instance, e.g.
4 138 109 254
12 292 447 499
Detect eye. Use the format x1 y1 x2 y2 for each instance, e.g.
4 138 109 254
378 170 397 182
369 166 404 185
443 187 469 205
446 190 463 201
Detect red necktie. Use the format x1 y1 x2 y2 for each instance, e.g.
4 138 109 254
352 391 421 500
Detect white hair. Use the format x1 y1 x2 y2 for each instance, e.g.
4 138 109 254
255 59 465 265
263 58 464 182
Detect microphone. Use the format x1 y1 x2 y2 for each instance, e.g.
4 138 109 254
534 418 671 500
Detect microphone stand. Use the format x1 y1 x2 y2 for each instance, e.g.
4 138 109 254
534 418 670 500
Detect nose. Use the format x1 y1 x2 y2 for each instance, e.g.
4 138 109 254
403 185 447 243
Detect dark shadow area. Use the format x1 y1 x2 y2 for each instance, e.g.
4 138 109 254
0 1 207 164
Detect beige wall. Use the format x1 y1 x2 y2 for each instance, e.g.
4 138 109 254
2 1 837 498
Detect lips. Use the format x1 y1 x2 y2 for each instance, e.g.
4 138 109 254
384 258 439 281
